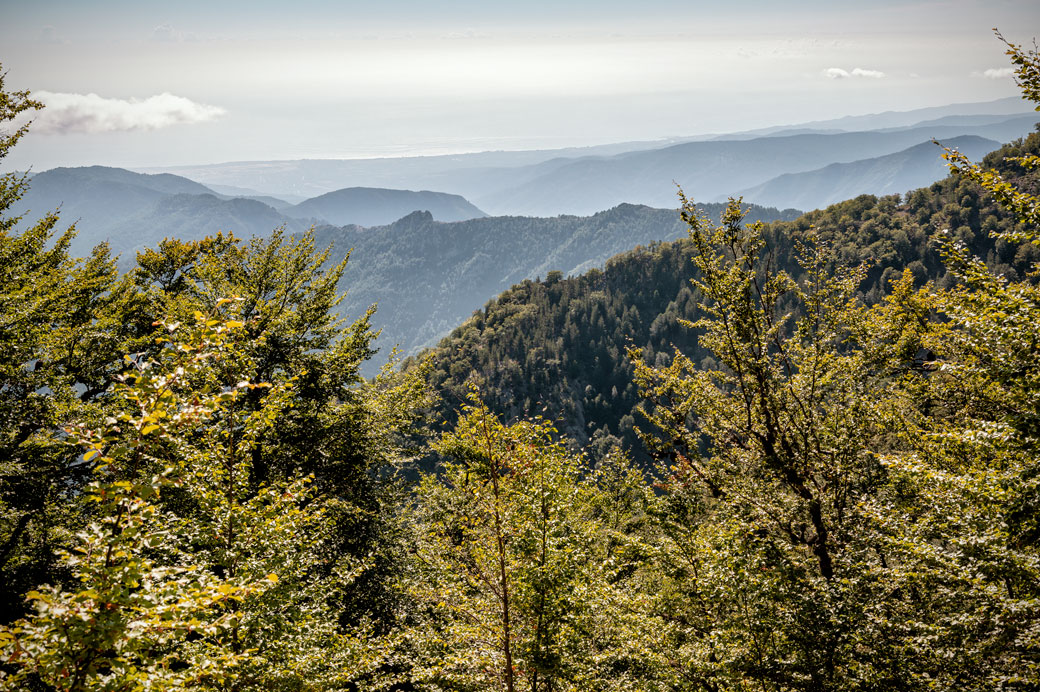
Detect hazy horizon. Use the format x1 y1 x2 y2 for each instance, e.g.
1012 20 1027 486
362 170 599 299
3 0 1038 171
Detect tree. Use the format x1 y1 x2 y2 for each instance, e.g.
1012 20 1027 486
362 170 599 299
631 31 1040 690
0 307 391 690
406 393 675 691
408 393 601 691
0 66 148 626
851 31 1040 688
134 227 432 633
0 66 430 688
632 196 906 689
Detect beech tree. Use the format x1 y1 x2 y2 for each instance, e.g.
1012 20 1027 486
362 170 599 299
632 31 1040 690
0 308 390 690
406 394 674 692
0 68 428 689
856 32 1040 688
407 394 596 691
133 226 431 632
0 66 149 625
632 196 903 689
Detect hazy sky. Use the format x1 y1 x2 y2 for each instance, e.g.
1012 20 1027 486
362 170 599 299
2 0 1038 170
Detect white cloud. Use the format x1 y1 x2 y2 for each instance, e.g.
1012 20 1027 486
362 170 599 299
27 92 226 134
983 67 1014 79
850 68 885 79
824 67 886 80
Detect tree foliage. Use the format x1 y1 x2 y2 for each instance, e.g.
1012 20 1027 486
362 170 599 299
628 31 1040 690
0 66 428 690
0 67 150 625
405 394 671 692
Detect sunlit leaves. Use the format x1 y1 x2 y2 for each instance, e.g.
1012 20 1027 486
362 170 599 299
407 393 668 691
0 308 381 691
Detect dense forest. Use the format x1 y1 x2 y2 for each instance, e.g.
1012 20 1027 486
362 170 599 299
2 35 1040 692
413 132 1040 459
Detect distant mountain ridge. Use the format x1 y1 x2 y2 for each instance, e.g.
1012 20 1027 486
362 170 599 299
714 96 1033 139
12 163 800 376
34 165 216 196
12 166 487 260
733 135 1000 210
138 98 1037 215
286 187 486 226
471 116 1038 215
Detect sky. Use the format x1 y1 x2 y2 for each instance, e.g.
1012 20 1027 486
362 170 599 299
1 0 1038 170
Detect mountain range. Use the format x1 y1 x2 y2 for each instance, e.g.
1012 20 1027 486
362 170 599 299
11 167 487 259
733 134 1000 211
472 117 1037 216
139 99 1038 216
10 99 1038 376
411 132 1040 456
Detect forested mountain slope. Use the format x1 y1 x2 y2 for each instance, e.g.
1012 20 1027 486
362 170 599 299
413 132 1040 459
316 202 801 363
5 40 1040 691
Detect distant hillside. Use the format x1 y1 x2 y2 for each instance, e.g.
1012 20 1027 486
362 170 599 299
32 165 216 196
472 116 1038 215
206 183 305 206
11 166 307 259
12 167 484 261
411 134 1040 460
141 139 700 199
101 194 308 261
736 135 999 211
317 202 801 371
287 187 486 226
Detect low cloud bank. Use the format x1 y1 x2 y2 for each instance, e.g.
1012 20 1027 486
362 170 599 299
28 91 226 134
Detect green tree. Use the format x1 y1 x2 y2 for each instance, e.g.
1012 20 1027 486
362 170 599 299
134 228 431 632
408 394 601 691
632 31 1040 690
632 196 903 690
851 31 1040 688
0 67 148 625
1 307 392 691
407 395 673 691
0 65 429 688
